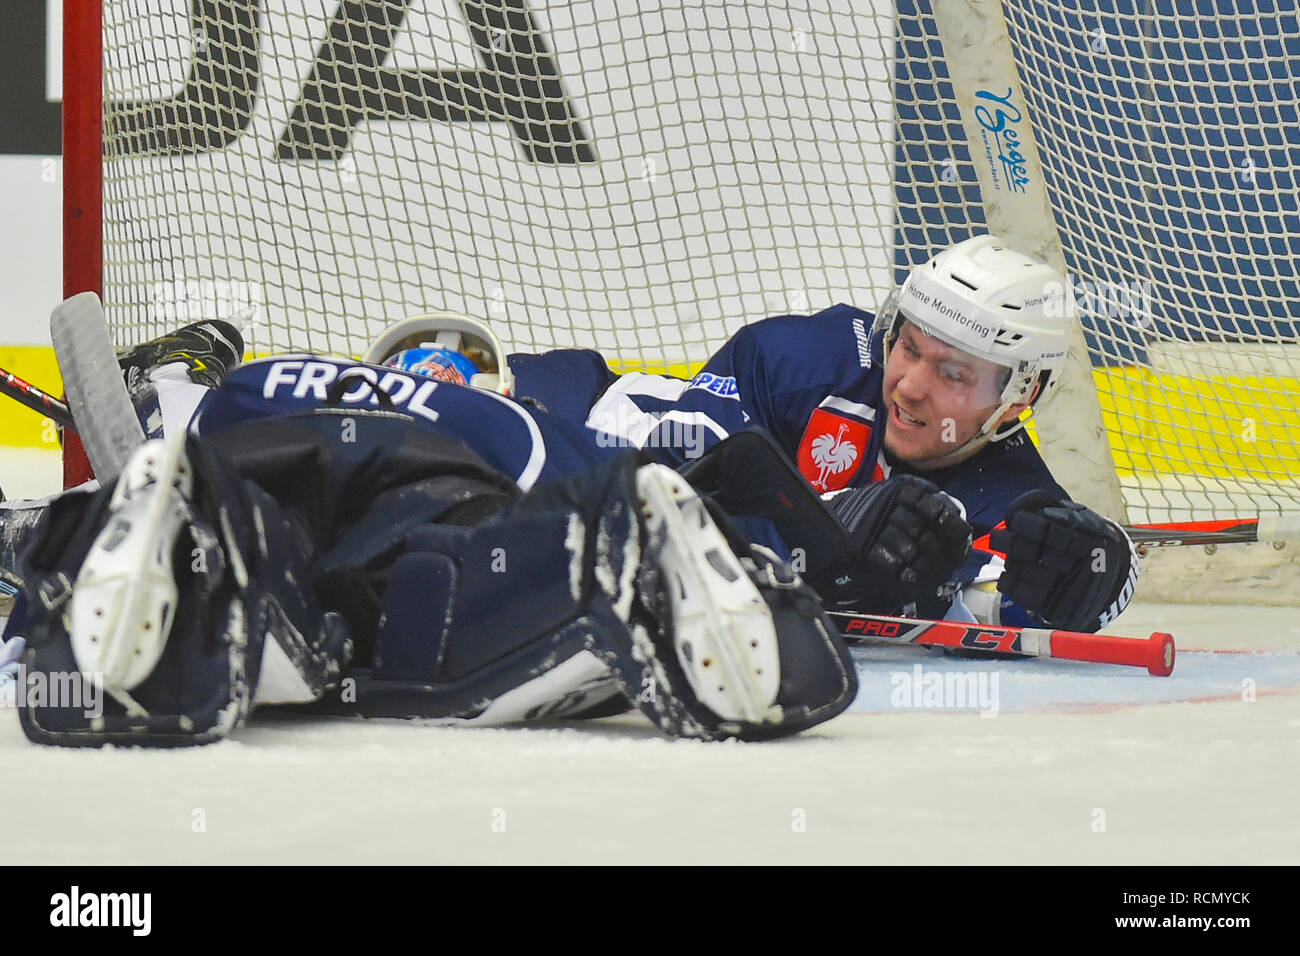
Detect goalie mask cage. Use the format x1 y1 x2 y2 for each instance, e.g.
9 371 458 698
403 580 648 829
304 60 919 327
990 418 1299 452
64 0 1300 601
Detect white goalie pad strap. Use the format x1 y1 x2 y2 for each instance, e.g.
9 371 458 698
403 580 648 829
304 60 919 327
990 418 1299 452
69 437 193 692
635 463 781 723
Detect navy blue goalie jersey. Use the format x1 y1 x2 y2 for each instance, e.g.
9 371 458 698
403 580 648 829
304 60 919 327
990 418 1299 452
190 355 618 492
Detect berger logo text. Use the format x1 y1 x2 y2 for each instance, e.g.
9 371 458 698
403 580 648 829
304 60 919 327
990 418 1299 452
974 88 1031 193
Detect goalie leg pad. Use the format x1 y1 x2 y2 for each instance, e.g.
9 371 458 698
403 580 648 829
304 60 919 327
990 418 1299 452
497 453 858 740
68 434 194 697
245 448 855 741
634 463 781 723
14 436 352 747
312 512 627 721
614 536 859 742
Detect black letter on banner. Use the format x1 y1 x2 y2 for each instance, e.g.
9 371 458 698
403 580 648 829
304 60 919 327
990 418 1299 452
277 0 594 164
111 0 262 156
0 0 62 154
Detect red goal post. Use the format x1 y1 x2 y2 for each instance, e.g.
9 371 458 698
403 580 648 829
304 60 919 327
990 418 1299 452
62 0 104 486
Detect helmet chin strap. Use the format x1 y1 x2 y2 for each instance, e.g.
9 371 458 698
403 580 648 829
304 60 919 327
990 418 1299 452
902 380 1038 471
904 429 997 471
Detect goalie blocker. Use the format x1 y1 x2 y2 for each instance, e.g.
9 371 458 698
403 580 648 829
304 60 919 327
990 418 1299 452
8 413 857 746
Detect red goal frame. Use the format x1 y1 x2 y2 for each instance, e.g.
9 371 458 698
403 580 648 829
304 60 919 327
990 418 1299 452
61 0 103 487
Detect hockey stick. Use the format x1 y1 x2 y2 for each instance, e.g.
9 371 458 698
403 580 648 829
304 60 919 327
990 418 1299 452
51 292 145 482
0 366 75 429
827 611 1176 677
1124 517 1299 548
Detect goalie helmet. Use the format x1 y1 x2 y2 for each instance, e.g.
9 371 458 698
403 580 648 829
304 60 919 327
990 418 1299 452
872 234 1074 444
364 311 514 396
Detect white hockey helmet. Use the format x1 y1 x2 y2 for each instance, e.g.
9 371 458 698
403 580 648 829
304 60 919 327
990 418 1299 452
874 234 1074 443
364 311 515 396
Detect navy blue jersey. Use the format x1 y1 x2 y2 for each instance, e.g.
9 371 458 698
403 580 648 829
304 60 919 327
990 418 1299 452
514 305 890 489
190 356 617 491
512 303 1072 607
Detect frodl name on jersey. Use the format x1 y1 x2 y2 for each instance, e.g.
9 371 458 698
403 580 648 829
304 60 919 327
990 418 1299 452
262 359 442 424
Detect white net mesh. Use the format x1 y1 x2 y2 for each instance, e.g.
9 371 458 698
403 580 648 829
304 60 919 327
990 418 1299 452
90 0 1300 528
98 0 896 369
1002 0 1300 526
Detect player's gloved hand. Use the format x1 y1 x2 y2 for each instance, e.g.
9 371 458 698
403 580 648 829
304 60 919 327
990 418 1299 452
988 489 1139 633
816 475 972 612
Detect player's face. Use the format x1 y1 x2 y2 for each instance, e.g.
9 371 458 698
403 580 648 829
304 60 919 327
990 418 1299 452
881 321 1018 468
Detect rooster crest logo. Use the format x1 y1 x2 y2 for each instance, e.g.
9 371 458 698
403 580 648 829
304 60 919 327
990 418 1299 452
809 423 860 490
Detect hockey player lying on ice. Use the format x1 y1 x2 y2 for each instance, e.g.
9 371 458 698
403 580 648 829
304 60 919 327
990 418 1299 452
1 235 1137 747
508 235 1140 632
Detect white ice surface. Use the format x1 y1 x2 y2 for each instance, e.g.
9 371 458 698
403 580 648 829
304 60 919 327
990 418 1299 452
1 449 1296 864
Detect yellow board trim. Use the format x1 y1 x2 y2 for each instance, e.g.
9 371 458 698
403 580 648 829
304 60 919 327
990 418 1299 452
1013 367 1299 482
606 359 701 379
0 346 66 449
1094 366 1300 481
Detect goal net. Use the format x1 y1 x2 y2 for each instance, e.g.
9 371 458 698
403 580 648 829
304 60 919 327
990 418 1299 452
67 0 1300 596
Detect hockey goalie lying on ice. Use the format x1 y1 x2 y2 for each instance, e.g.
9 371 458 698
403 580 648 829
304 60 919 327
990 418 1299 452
0 235 1139 746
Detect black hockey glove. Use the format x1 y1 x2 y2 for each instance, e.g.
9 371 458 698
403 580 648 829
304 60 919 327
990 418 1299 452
988 490 1140 633
816 475 972 612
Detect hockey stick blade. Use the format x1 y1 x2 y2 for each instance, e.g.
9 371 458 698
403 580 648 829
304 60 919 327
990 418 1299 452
51 292 145 481
828 611 1176 677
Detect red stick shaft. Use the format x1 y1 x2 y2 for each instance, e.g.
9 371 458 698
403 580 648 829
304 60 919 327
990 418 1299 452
1050 630 1175 677
828 612 1176 677
0 367 75 428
